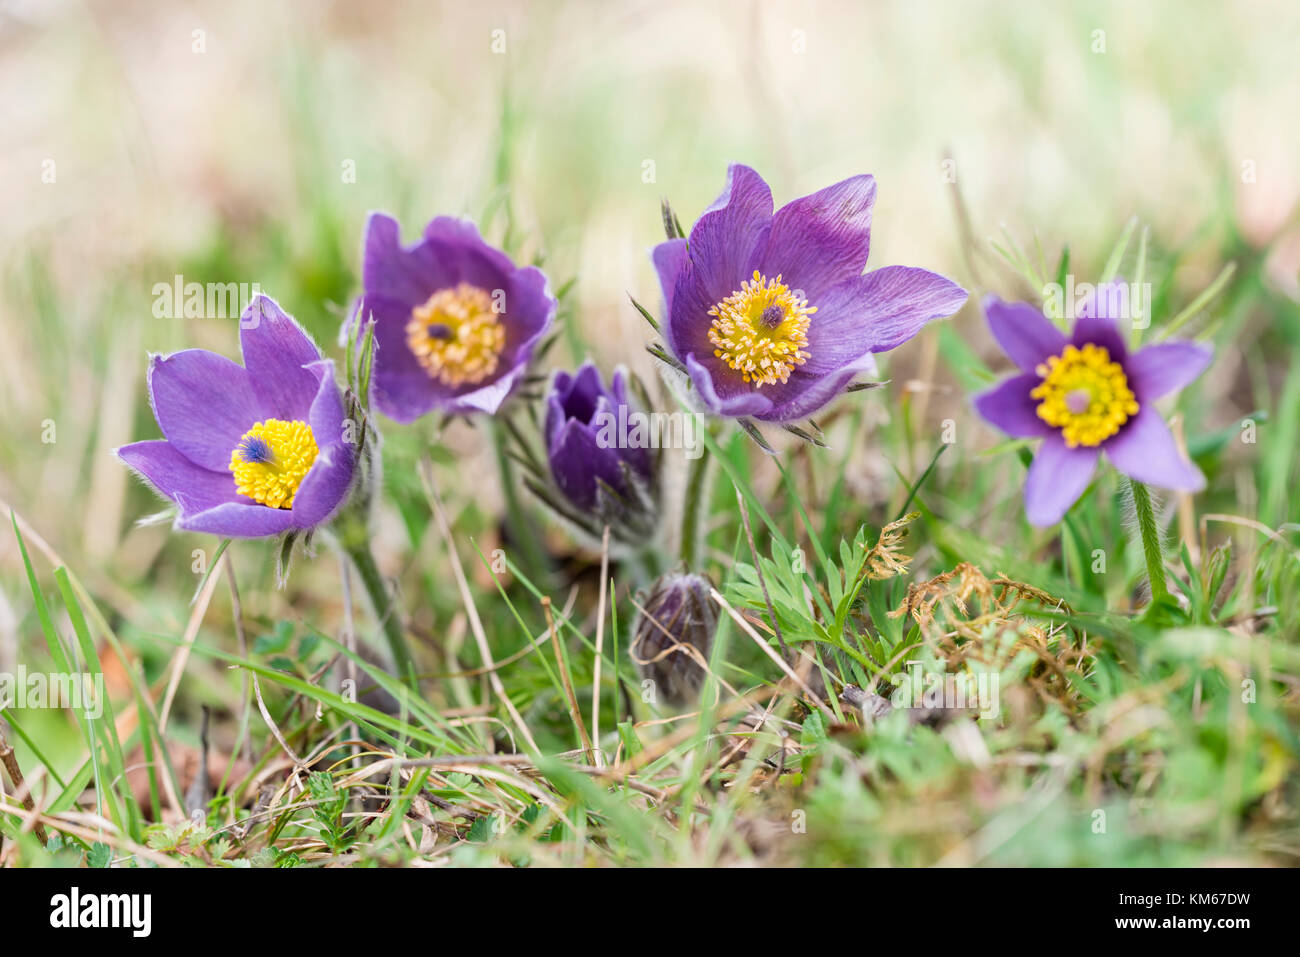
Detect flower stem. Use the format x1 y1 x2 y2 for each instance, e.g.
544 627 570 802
679 445 715 569
1129 479 1169 605
342 538 415 686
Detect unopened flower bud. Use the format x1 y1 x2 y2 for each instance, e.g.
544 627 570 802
631 572 718 706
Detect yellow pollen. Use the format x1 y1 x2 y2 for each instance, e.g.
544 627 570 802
229 419 319 509
707 271 815 387
1031 343 1139 448
405 283 505 387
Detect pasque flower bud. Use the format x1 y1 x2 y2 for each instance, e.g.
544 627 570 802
526 362 660 547
631 572 718 706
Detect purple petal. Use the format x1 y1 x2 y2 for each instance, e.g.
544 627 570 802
148 350 262 472
1078 280 1135 323
610 367 633 408
652 238 688 319
557 362 605 424
753 174 876 297
683 354 773 419
604 393 653 479
362 213 519 311
544 390 567 450
117 440 240 515
362 212 435 307
303 359 348 451
504 264 557 354
689 164 774 290
548 418 628 511
360 294 443 424
444 365 529 415
859 266 967 353
239 295 323 422
984 295 1068 373
748 352 878 423
285 361 354 527
667 165 774 361
800 266 966 371
974 373 1052 438
1071 282 1131 360
1024 435 1100 526
1126 341 1213 403
422 216 519 281
178 501 298 538
404 216 517 302
1103 407 1205 491
290 443 354 528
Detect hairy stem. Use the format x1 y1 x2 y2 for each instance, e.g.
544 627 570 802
679 446 715 569
1130 479 1169 605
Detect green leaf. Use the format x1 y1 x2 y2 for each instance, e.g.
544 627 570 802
86 842 112 868
466 814 493 843
800 711 829 750
617 720 644 759
254 620 294 655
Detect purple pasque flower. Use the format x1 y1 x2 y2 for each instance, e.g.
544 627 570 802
117 295 355 539
545 362 654 506
351 212 557 423
539 362 658 543
974 288 1212 526
651 163 967 424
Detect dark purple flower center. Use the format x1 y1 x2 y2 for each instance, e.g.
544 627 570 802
563 392 599 424
758 304 785 329
558 373 607 425
425 322 452 341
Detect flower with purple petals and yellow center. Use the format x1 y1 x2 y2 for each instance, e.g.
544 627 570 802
116 295 355 538
349 213 556 423
974 287 1213 526
651 164 967 423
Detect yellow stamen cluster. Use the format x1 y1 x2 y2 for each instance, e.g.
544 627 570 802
707 271 815 387
229 419 319 509
406 283 504 387
1032 343 1139 448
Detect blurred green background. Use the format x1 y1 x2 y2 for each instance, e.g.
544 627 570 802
3 0 1298 558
